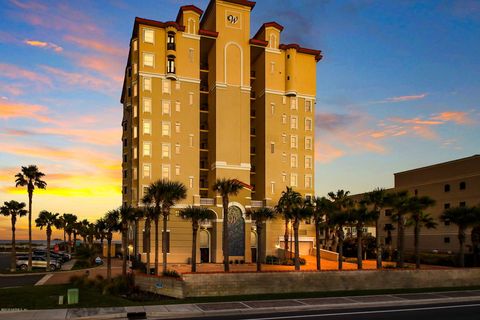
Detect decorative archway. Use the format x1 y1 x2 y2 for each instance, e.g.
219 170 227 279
199 229 210 263
227 205 245 256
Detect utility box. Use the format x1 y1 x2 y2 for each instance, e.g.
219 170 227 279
67 288 79 304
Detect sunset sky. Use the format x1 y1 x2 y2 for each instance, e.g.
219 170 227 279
0 0 479 240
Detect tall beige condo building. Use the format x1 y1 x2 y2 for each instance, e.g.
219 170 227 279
121 0 322 264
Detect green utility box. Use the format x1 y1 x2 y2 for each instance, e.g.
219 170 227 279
67 288 79 304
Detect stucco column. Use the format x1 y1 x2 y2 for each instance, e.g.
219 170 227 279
214 221 223 263
244 219 252 263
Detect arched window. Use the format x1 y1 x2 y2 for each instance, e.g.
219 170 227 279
167 32 176 50
444 184 450 192
460 181 466 190
269 33 277 48
167 55 175 74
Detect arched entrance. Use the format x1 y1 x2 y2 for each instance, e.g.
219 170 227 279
227 205 245 257
199 229 210 263
250 231 258 263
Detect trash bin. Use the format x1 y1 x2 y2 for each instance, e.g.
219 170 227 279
67 288 79 304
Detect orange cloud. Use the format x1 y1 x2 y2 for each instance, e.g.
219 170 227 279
24 39 63 52
0 100 55 123
0 63 52 86
75 55 124 83
431 111 473 125
385 93 428 103
40 65 116 92
9 0 46 10
389 117 444 125
33 127 120 146
64 35 124 56
315 141 345 164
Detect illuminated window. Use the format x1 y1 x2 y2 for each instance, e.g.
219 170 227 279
175 101 181 112
132 39 138 51
167 55 175 74
305 100 312 112
290 135 298 149
133 126 138 138
162 165 170 179
189 92 194 105
282 133 287 144
133 167 137 179
282 114 287 124
162 144 170 158
143 142 152 157
162 122 170 136
143 77 151 91
162 80 171 94
133 83 137 96
290 173 298 187
143 53 154 67
290 116 298 129
143 120 151 135
133 147 137 159
189 176 194 188
270 142 275 154
175 122 181 133
175 165 180 176
305 136 313 150
291 154 298 168
189 134 194 147
290 98 297 110
282 172 286 182
144 29 154 43
175 143 180 154
143 164 151 178
167 32 175 50
143 98 151 113
305 156 313 169
270 182 275 195
271 103 275 115
162 100 171 115
133 105 137 118
305 118 312 131
305 175 312 189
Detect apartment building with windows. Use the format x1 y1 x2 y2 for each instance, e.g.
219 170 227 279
120 0 322 265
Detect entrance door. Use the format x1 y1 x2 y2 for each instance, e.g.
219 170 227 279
199 230 210 263
251 231 258 263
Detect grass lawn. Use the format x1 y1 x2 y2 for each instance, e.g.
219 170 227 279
2 284 480 310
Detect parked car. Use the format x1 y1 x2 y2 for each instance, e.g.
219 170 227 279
33 250 68 263
16 255 62 271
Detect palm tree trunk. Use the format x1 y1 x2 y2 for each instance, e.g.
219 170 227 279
162 211 168 274
67 232 72 254
283 219 289 259
63 229 66 251
338 228 344 270
73 231 77 253
154 216 159 275
107 234 112 280
256 222 263 272
122 225 127 277
46 228 51 271
459 227 466 268
28 189 33 271
222 196 230 272
414 220 420 269
11 216 16 272
397 216 405 268
375 218 382 269
100 238 104 257
294 219 300 271
315 222 321 271
192 223 198 273
357 224 363 270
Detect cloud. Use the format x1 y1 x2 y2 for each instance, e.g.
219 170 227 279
0 100 55 123
64 35 124 56
431 111 473 125
0 63 52 86
315 113 362 132
32 127 120 146
9 0 46 10
315 141 345 164
40 65 116 92
24 39 63 52
385 93 428 103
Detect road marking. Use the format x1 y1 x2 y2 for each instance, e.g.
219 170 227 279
243 303 480 319
34 273 53 286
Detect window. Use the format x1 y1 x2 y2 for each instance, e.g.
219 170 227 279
133 167 137 179
175 101 181 112
123 139 127 147
444 237 450 244
282 152 287 162
444 219 450 226
305 137 313 150
460 201 466 207
282 172 286 182
167 32 175 50
305 175 312 189
270 62 275 74
143 29 154 43
290 135 298 149
175 143 180 154
188 48 194 63
143 53 154 67
290 116 298 129
143 77 152 91
189 134 194 147
189 176 194 188
282 96 287 104
167 55 175 74
133 63 137 74
270 142 275 154
123 121 127 131
133 105 138 118
123 153 127 163
133 83 137 96
444 203 450 209
282 114 287 124
123 170 127 179
385 209 392 217
291 154 298 168
162 100 171 115
271 103 275 115
143 142 152 157
133 147 137 159
305 118 312 131
444 184 450 192
290 98 297 110
143 98 152 113
143 120 151 135
282 133 287 144
176 81 181 90
143 164 151 178
175 165 180 176
460 182 466 190
127 67 131 78
123 187 127 195
414 189 418 196
133 126 138 138
162 79 171 94
270 182 275 195
162 144 170 158
162 122 170 136
127 87 131 97
162 165 170 179
132 39 138 51
142 186 149 197
290 173 298 187
189 92 194 105
305 156 312 169
175 122 181 133
305 100 312 112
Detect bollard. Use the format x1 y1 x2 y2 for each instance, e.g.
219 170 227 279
58 295 64 305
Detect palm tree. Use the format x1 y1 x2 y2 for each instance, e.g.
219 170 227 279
118 205 137 276
141 205 156 274
276 187 303 259
363 188 387 269
180 206 216 272
408 196 437 269
57 215 67 251
441 206 480 267
249 207 276 272
328 210 350 270
104 209 120 280
384 223 395 261
62 213 77 253
312 197 333 271
348 202 377 270
78 219 90 245
1 200 27 271
15 165 47 271
385 190 409 268
290 204 313 271
35 211 60 271
327 190 352 253
212 178 244 272
95 218 107 256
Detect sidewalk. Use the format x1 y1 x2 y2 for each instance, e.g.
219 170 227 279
2 289 480 320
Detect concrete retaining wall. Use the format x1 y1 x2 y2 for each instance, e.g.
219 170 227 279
136 275 184 299
137 268 480 298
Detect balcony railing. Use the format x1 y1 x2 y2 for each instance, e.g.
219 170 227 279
167 43 176 51
200 198 214 206
200 104 209 111
200 83 209 92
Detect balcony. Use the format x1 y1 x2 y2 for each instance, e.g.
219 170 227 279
250 91 256 100
200 82 209 93
200 62 209 72
166 68 176 80
200 198 215 206
200 104 209 112
167 42 176 51
250 128 256 136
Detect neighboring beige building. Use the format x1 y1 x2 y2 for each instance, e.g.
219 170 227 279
375 155 480 254
120 0 322 265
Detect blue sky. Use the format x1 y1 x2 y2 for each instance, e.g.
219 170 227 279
0 0 479 238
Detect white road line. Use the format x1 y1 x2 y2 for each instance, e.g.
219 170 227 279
34 273 53 286
242 303 480 320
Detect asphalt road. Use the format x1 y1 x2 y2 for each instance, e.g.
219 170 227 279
173 302 480 320
0 274 44 288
